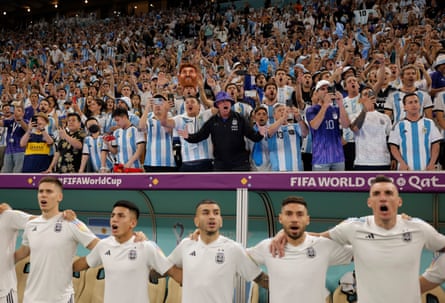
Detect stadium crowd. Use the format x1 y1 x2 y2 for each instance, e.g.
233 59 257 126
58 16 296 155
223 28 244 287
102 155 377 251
0 0 445 173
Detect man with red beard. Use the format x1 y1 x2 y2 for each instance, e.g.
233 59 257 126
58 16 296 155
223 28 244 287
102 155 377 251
176 64 214 113
179 92 265 171
178 63 199 88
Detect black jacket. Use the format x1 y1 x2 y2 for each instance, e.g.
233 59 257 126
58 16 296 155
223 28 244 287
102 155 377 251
186 111 263 169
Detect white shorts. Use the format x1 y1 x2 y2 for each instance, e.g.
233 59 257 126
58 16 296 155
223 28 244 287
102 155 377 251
0 289 17 303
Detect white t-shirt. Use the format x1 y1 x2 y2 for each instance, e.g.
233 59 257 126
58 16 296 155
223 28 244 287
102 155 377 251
329 215 445 303
247 235 352 303
0 210 30 297
86 236 173 303
422 252 445 285
168 235 261 303
353 110 392 166
22 214 96 303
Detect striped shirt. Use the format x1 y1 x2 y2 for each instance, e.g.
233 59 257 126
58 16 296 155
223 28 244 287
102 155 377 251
82 136 113 172
268 123 304 171
342 95 362 143
232 102 253 120
111 126 145 168
433 91 445 138
173 110 213 162
384 89 433 124
388 117 442 170
143 112 176 167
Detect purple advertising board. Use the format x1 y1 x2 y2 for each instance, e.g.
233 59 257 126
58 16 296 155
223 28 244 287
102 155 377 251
1 172 444 193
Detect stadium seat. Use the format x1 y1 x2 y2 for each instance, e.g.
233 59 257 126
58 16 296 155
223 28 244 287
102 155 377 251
15 256 30 303
72 257 86 302
77 266 105 303
422 286 445 303
326 293 333 303
332 285 357 303
164 278 182 303
248 281 259 303
148 277 167 303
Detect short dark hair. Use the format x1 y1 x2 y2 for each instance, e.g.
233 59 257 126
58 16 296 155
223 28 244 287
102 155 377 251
281 196 307 208
264 82 277 90
402 92 418 105
113 200 140 219
67 112 81 122
225 83 237 91
253 106 267 114
85 117 98 125
152 94 167 101
39 176 63 191
112 107 129 118
195 199 219 212
370 175 393 185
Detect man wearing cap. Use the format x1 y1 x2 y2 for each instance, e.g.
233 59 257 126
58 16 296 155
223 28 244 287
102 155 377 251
306 80 350 171
20 112 54 173
430 53 445 97
179 91 265 171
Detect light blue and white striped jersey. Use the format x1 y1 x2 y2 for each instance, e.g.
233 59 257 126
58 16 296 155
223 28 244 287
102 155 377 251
384 90 433 124
248 124 271 171
0 127 7 147
433 91 445 138
261 104 276 123
173 109 213 162
277 85 294 105
268 123 304 171
111 125 144 168
388 117 442 170
82 135 113 172
342 95 362 142
143 112 175 167
300 106 312 154
103 113 113 134
232 102 253 120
